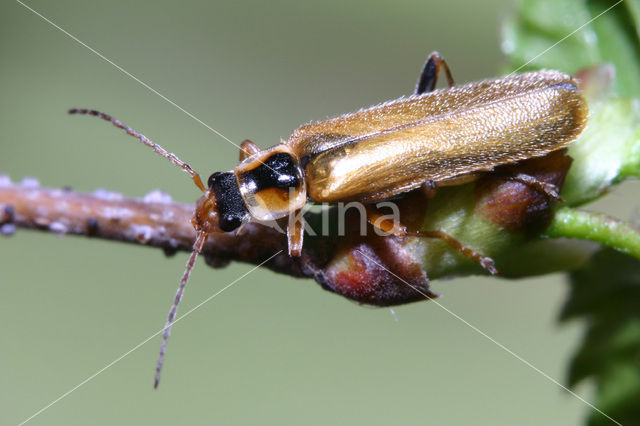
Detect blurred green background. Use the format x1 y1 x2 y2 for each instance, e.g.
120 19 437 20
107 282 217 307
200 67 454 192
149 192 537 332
2 0 638 425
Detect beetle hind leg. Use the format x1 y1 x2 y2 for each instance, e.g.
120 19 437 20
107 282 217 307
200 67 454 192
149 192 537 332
415 51 455 95
365 206 497 275
508 173 563 201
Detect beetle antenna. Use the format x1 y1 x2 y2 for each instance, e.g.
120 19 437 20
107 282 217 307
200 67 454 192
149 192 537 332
69 108 206 193
154 230 209 389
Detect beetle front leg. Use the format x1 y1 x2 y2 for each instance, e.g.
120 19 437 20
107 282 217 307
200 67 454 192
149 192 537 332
415 51 455 95
365 205 497 274
239 139 261 161
287 210 304 256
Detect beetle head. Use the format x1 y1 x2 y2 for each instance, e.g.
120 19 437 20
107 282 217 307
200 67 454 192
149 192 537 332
193 171 250 234
193 188 221 234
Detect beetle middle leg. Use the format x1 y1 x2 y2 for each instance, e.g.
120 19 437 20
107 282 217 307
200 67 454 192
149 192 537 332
415 51 455 95
365 205 498 274
421 180 438 199
421 172 481 199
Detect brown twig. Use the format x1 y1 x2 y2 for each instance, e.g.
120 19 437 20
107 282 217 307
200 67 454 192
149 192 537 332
0 176 306 276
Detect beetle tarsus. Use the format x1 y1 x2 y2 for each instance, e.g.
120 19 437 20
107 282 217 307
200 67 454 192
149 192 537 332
480 257 498 275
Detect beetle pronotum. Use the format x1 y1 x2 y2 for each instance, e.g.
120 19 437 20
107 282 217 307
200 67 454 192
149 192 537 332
70 51 588 387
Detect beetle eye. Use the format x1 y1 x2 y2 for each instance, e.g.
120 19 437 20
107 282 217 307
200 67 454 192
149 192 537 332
207 172 222 188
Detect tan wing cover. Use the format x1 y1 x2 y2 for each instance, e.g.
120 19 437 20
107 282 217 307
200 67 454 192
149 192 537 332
288 70 587 203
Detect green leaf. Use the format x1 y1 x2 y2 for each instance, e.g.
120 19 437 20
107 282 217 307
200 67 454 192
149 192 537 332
561 249 640 426
625 0 640 37
503 0 640 97
562 96 640 205
502 0 599 74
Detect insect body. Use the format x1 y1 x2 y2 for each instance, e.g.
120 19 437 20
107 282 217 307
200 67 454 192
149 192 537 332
70 52 588 387
196 65 587 252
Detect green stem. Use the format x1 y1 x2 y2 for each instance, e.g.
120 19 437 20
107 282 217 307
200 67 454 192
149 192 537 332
545 207 640 260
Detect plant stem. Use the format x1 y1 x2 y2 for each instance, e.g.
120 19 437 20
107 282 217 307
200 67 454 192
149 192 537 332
545 207 640 260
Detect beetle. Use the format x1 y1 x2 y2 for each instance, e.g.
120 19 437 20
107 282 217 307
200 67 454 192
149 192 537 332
69 52 588 386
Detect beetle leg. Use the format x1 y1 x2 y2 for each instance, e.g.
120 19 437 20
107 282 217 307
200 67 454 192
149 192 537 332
415 51 455 95
508 173 563 202
239 139 261 161
436 172 481 187
287 210 304 256
421 180 438 199
366 205 408 236
366 206 497 274
409 230 498 274
233 221 248 237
